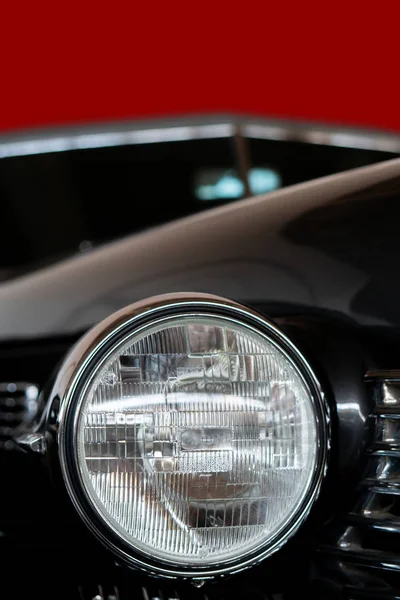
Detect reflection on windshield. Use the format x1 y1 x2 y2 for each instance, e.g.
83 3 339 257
194 167 281 200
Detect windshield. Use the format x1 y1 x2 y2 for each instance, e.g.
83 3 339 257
0 124 397 282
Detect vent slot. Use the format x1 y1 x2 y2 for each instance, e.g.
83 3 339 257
0 382 39 450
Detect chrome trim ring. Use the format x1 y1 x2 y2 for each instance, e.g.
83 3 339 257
1 115 399 157
53 292 329 579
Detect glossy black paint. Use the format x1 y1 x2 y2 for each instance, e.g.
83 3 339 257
0 158 400 339
275 316 372 488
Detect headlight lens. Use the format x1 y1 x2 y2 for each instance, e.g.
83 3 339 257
57 296 328 577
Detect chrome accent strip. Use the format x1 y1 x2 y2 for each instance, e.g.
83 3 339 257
16 432 46 454
0 115 399 158
347 512 400 533
244 124 400 153
0 382 40 450
370 449 400 457
0 123 235 158
365 485 400 496
375 413 400 420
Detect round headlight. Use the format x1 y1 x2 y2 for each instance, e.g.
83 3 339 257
56 294 328 579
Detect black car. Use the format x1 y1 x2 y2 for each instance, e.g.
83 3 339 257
1 116 400 600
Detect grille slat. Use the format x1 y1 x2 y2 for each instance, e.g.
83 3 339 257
319 543 400 570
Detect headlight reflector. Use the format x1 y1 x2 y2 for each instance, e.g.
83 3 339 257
57 295 328 578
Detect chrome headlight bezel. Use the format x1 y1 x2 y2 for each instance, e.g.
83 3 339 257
54 293 329 580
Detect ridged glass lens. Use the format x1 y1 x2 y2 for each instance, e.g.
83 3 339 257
76 316 318 566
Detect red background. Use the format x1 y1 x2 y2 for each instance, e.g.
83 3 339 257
1 4 399 133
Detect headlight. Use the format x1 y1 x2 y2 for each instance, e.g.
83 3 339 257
56 293 328 579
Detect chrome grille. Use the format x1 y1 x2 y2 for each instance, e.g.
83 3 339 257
315 370 400 598
0 382 39 450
